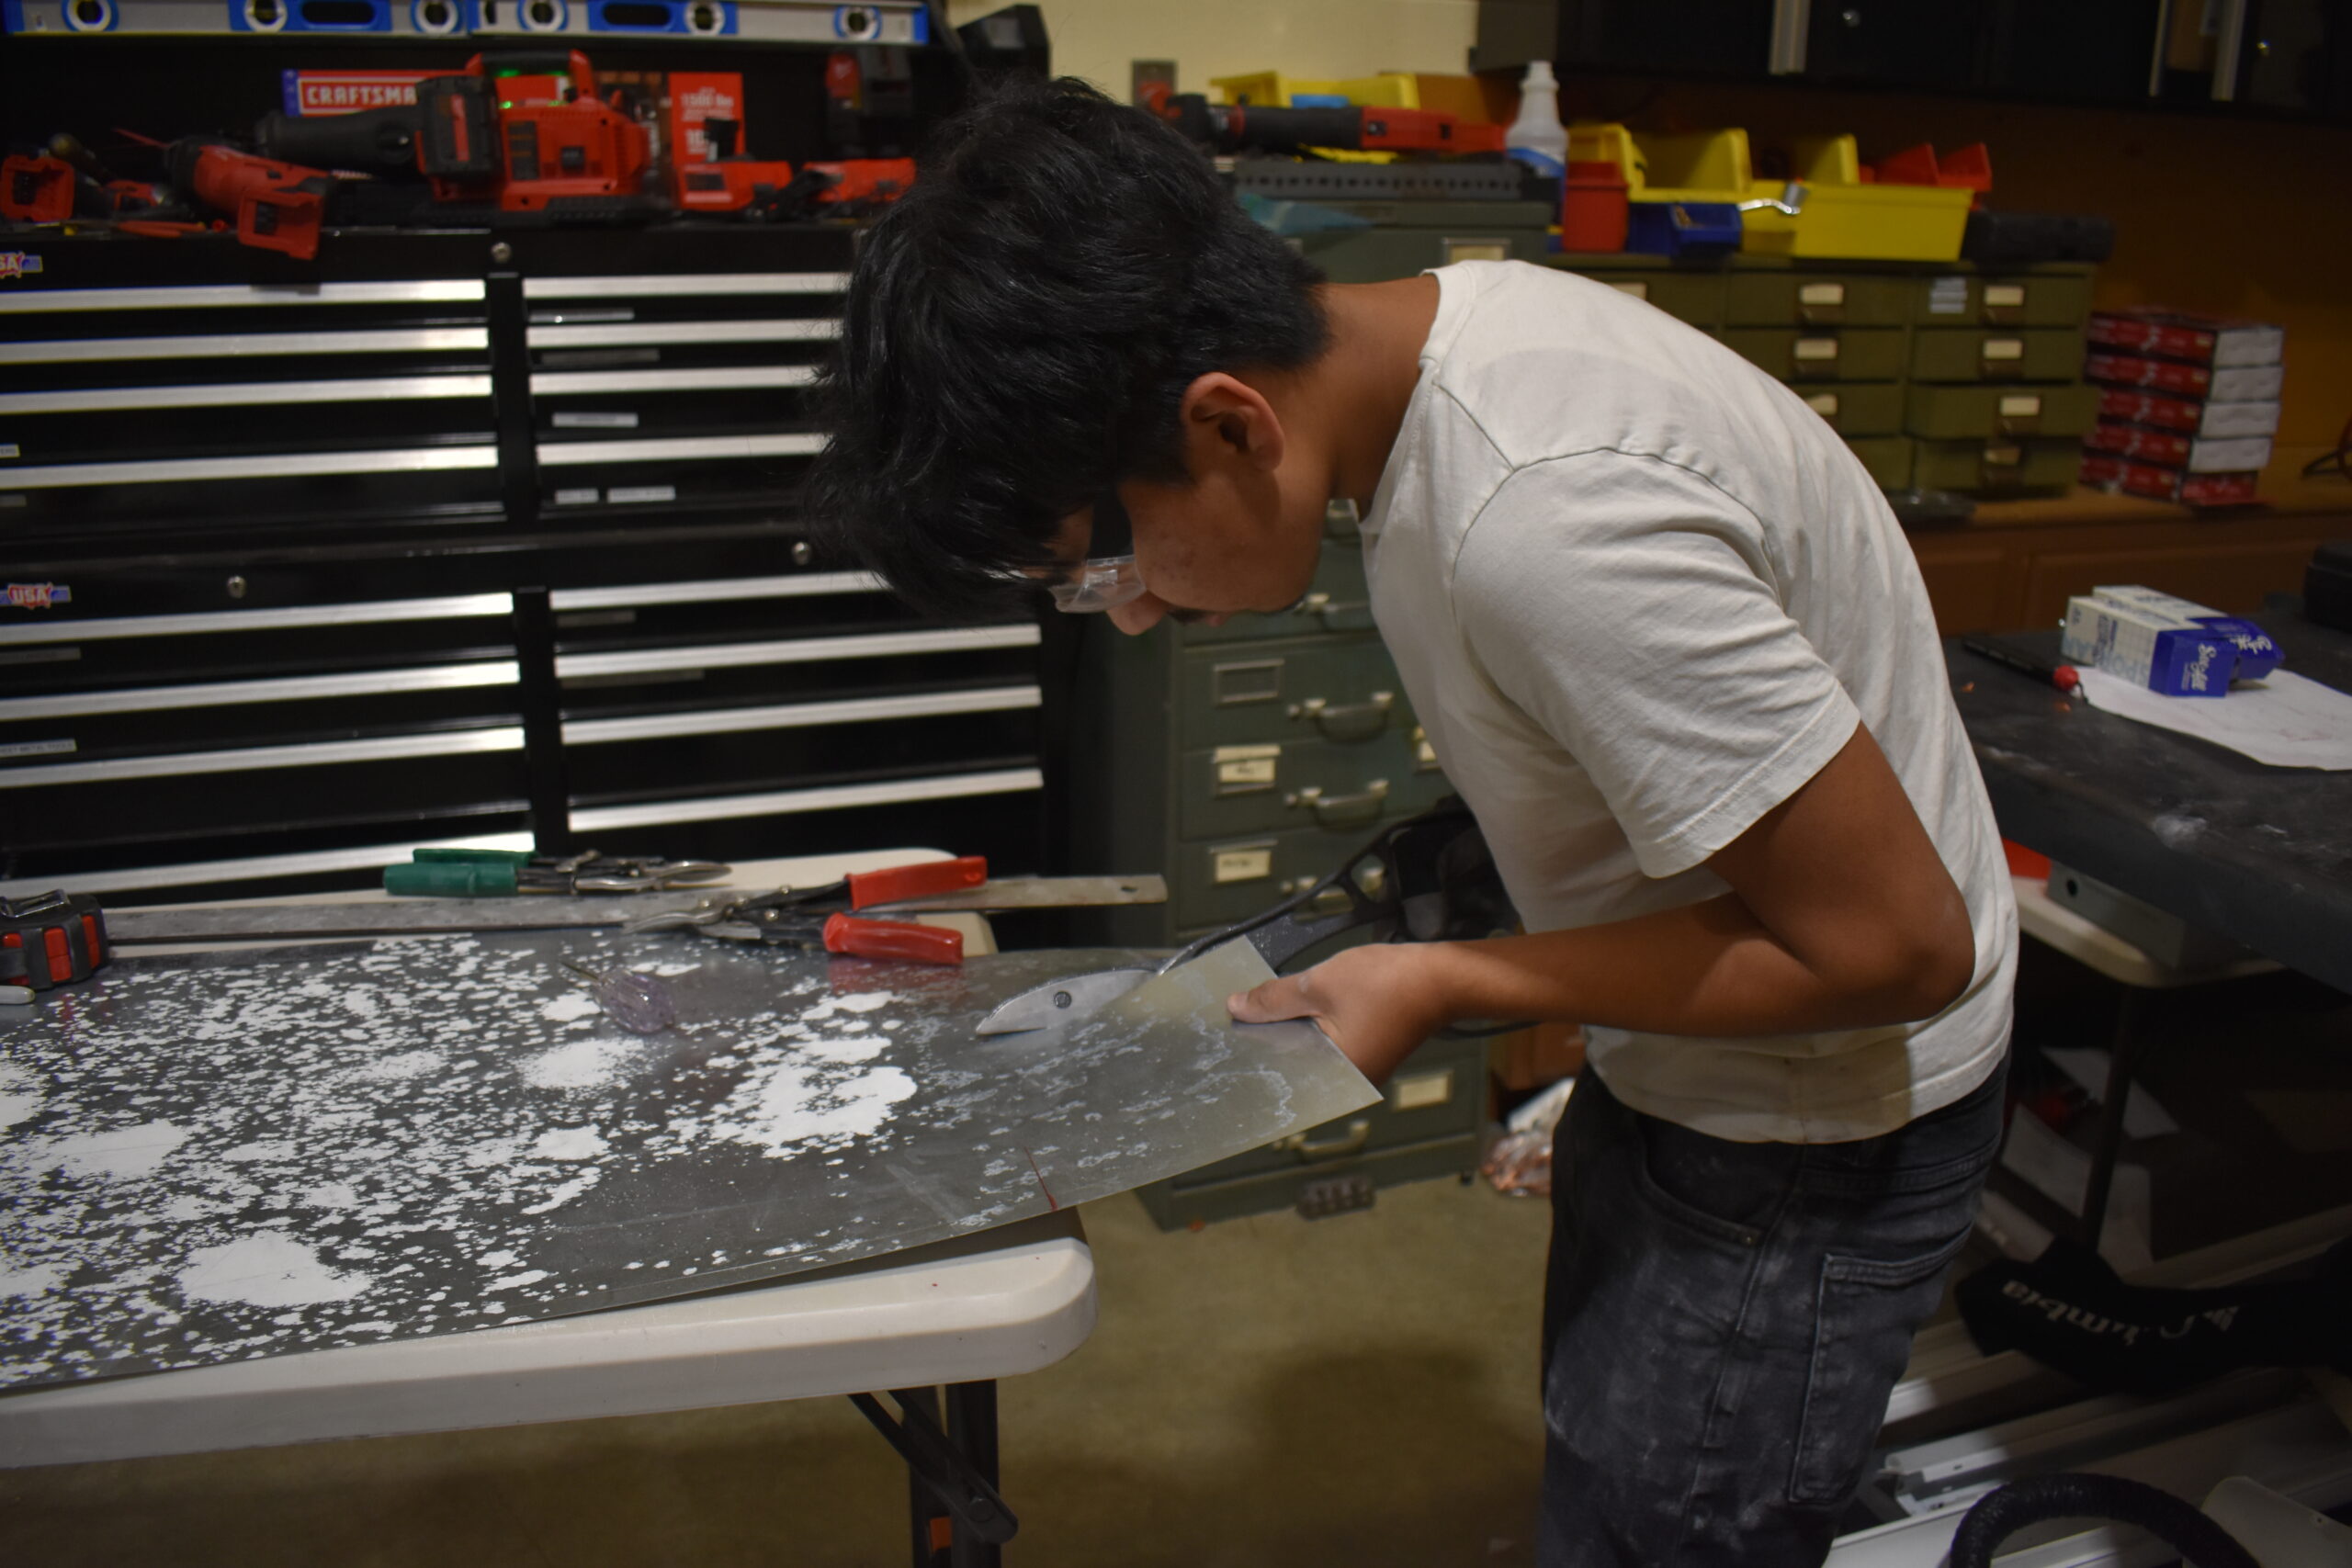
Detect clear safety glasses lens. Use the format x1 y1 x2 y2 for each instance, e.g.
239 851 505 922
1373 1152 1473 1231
1047 555 1148 614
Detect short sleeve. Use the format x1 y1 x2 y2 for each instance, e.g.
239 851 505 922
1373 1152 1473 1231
1451 450 1860 880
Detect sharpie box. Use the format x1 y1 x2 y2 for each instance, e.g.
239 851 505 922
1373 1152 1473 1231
2092 585 2282 680
2060 594 2234 696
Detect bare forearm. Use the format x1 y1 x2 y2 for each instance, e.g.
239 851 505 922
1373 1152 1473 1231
1420 895 1965 1041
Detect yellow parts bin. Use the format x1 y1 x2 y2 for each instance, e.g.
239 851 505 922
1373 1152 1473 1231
1740 136 1973 262
1567 122 1754 205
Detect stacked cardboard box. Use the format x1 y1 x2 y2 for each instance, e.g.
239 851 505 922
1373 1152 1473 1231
2080 310 2284 505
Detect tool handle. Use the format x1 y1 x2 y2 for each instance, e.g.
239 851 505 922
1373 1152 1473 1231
384 861 519 897
847 856 988 910
823 912 964 965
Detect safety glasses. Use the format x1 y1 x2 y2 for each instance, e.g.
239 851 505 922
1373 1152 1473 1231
1046 490 1148 614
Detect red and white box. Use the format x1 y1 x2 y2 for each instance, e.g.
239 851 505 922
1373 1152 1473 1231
665 72 745 165
2079 453 2260 506
2084 353 2287 402
2096 388 2280 438
2086 309 2285 369
2084 421 2273 473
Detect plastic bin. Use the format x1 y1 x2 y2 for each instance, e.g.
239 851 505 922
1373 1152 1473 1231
1740 136 1973 262
1569 121 1753 205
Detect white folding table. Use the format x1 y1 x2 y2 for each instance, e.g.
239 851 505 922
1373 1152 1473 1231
0 850 1100 1567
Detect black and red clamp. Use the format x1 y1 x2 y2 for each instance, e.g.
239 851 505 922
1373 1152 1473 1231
1 891 109 1001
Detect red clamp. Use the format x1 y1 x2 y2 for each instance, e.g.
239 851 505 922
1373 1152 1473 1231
2 891 109 994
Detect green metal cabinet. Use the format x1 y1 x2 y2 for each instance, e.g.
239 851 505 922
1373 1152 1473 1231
1909 265 2096 328
1905 382 2102 439
1721 327 1909 382
1913 436 2083 491
1910 327 2086 383
1797 383 1906 436
1725 269 1915 327
1843 435 1917 490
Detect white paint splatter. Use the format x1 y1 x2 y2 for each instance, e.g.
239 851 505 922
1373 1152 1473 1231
711 1062 916 1156
220 1140 293 1163
52 1122 191 1180
0 1263 65 1298
531 1127 606 1161
799 991 896 1023
0 1064 43 1131
520 1171 600 1214
302 1183 358 1211
357 1051 441 1082
176 1233 373 1308
539 993 599 1023
522 1035 637 1089
488 1269 549 1291
479 1249 519 1268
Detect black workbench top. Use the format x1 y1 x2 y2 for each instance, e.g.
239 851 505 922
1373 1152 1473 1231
1947 613 2352 994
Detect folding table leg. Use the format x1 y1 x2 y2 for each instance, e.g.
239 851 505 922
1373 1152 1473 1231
945 1382 1001 1568
2079 988 2146 1252
848 1385 1018 1566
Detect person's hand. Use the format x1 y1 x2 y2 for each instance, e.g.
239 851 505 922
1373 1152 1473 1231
1227 943 1454 1085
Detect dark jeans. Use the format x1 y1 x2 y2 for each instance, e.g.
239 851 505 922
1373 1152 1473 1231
1538 1060 2007 1567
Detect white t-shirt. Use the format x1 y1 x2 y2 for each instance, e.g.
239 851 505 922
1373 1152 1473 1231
1363 261 2016 1143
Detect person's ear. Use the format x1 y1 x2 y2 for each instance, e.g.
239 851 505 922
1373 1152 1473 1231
1176 373 1285 475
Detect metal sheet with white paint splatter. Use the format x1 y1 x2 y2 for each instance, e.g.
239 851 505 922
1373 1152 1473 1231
0 935 1374 1391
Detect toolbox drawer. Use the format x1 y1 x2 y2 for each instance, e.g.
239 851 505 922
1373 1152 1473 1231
1178 635 1409 750
1722 328 1907 382
1910 328 2085 383
0 589 516 696
3 740 529 854
1724 272 1914 327
1843 435 1916 491
1913 436 2083 491
1178 723 1450 841
561 684 1042 804
1182 535 1374 645
1794 383 1905 437
1905 382 2102 439
0 270 503 536
1135 1035 1487 1228
1913 270 2095 327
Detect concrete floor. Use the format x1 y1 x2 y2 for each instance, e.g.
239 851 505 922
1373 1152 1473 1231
1 1176 1555 1568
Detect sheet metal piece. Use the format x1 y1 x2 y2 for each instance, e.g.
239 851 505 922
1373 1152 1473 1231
0 935 1369 1392
100 875 1169 945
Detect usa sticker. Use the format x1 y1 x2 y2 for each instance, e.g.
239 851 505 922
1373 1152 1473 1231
0 253 44 281
6 583 72 609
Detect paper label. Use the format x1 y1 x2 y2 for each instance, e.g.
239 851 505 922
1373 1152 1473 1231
0 738 74 759
5 582 71 609
0 445 17 460
1928 276 1968 314
1391 1069 1453 1111
1213 745 1280 792
1610 281 1650 301
1443 239 1510 264
1805 391 1841 420
1984 443 2024 466
1998 394 2043 418
607 485 677 505
552 488 601 506
1793 337 1839 362
551 412 639 430
1983 337 2026 361
1212 847 1274 885
1984 283 2027 309
1798 281 1845 308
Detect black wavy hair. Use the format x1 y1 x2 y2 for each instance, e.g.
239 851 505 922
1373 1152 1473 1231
808 76 1330 619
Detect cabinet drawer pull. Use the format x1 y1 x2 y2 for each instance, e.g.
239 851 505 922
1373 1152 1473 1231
1277 1118 1373 1161
1288 693 1393 742
1289 779 1389 829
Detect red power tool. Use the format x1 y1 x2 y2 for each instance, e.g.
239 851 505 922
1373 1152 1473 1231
165 141 337 258
2 133 170 226
1 891 109 999
251 49 656 220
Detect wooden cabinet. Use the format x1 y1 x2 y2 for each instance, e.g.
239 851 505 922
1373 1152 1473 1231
1905 497 2352 632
